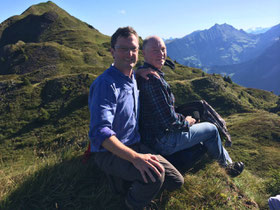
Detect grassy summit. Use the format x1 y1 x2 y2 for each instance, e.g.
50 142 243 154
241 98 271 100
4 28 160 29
0 1 280 209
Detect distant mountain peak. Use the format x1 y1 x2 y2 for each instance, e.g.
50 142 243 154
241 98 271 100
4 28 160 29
166 22 280 72
210 23 237 32
245 26 271 34
214 23 231 27
0 1 110 75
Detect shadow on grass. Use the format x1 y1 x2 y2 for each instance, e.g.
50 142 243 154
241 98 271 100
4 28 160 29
0 150 212 210
0 155 125 210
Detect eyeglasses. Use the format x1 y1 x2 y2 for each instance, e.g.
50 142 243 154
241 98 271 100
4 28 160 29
114 46 139 53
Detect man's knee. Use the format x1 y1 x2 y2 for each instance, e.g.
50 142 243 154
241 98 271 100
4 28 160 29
153 166 165 186
202 122 219 137
177 174 184 188
205 122 218 130
162 164 184 191
167 172 184 191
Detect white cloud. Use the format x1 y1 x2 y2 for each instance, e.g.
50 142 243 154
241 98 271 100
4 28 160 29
118 9 126 15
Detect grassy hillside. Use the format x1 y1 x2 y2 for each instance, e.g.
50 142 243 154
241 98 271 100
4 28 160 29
1 111 279 209
0 1 280 210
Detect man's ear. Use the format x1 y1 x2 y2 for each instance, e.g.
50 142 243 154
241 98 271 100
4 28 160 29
110 48 115 59
142 49 146 58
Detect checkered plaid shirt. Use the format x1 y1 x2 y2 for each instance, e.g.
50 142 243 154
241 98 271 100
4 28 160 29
137 63 189 147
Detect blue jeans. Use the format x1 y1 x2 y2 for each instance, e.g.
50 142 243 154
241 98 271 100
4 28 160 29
155 122 232 166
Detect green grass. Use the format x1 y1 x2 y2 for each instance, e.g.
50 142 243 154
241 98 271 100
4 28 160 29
225 111 280 177
0 151 118 209
1 111 279 209
161 163 263 209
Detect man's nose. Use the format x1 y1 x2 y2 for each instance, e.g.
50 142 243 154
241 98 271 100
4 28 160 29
157 50 164 56
128 49 133 56
127 49 136 56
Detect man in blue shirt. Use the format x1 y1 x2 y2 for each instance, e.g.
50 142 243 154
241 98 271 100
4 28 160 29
88 27 184 209
137 36 244 176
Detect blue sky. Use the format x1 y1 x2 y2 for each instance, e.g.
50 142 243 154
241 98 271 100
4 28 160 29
0 0 279 39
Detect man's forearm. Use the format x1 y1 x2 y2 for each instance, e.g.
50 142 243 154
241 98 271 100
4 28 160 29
102 135 139 163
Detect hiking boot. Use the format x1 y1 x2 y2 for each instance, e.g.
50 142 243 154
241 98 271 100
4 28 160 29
226 161 244 177
145 200 158 210
125 199 158 210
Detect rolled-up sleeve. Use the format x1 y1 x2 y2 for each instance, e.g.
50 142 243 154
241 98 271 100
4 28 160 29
88 79 117 151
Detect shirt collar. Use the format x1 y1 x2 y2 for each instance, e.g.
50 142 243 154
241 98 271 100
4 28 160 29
143 62 165 77
109 64 135 84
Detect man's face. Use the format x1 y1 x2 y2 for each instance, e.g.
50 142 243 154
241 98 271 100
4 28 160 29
111 34 139 72
143 38 167 69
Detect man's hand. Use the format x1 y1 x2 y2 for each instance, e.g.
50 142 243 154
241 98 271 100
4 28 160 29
136 68 160 80
102 136 164 184
131 153 164 183
185 116 196 126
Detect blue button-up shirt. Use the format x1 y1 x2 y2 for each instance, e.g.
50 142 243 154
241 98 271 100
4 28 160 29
88 65 140 152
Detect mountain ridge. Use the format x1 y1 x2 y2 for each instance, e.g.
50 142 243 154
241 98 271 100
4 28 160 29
166 23 280 93
0 1 111 77
210 40 280 94
166 23 280 67
246 26 271 34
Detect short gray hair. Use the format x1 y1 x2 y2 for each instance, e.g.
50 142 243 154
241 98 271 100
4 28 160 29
142 36 163 50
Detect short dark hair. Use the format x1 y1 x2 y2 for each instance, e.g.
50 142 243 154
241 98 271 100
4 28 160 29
111 26 139 49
